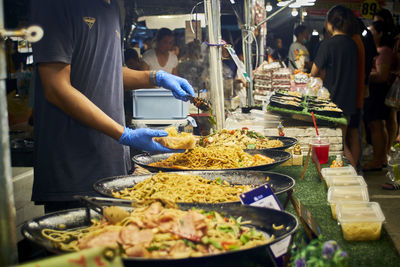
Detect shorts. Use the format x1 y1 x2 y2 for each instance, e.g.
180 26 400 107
363 82 390 123
348 109 362 129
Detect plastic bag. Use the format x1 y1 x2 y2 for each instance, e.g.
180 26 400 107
386 144 400 182
385 76 400 110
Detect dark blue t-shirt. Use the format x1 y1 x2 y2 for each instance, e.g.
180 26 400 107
31 0 131 202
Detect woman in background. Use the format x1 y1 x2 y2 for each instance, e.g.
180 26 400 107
363 20 395 171
311 5 358 168
141 28 178 75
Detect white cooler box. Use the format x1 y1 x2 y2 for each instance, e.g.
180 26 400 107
132 88 189 120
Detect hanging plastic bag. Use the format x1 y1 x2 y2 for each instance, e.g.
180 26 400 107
385 76 400 110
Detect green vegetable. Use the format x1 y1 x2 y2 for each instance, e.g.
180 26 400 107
209 239 223 250
217 225 234 233
183 239 197 250
247 144 256 149
227 244 240 250
215 177 222 185
147 246 160 251
240 233 250 244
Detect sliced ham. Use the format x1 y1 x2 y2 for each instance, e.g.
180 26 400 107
119 225 154 246
125 244 150 258
171 211 207 242
78 230 120 250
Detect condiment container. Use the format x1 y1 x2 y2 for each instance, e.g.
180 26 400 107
327 186 369 220
326 176 367 188
337 202 385 241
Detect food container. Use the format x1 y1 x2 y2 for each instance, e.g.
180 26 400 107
131 89 189 119
337 202 385 241
326 176 367 188
321 166 357 185
321 166 356 179
327 186 369 220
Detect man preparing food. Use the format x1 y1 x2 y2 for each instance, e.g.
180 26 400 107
31 0 195 213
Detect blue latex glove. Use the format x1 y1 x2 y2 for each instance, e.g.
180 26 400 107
119 127 177 153
155 70 195 101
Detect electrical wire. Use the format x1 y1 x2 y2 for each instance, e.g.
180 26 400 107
243 28 259 68
190 1 204 34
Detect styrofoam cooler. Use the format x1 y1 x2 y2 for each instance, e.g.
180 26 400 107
131 88 189 119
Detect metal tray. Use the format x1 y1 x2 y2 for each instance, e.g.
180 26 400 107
132 149 291 173
93 171 295 200
22 203 298 267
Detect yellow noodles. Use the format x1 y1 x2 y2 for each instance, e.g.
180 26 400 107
200 129 283 149
149 145 275 170
112 172 253 203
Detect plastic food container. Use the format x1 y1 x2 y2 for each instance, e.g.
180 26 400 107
132 89 189 119
321 166 357 185
321 166 356 178
337 202 385 241
327 186 369 220
326 176 367 188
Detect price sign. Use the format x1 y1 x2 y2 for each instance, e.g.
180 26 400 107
360 0 379 19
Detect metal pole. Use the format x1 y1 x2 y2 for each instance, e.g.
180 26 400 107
243 0 254 107
205 0 225 130
0 0 18 265
258 0 266 67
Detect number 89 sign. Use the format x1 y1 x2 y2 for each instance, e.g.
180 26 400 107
360 0 379 19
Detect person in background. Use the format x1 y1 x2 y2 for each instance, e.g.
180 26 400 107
373 9 398 155
311 5 358 168
288 25 311 72
363 20 395 171
177 41 204 93
31 0 195 213
346 12 366 173
170 44 180 59
141 28 178 75
271 37 287 64
141 37 152 54
124 48 141 71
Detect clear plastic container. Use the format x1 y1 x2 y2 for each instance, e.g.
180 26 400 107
327 176 367 188
327 186 369 220
337 202 385 241
321 166 357 178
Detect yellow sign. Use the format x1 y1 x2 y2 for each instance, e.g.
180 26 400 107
360 0 379 19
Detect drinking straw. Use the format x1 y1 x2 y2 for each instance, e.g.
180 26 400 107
311 112 319 136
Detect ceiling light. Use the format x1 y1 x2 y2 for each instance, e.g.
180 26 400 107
302 11 308 17
230 0 236 4
266 2 273 12
291 8 299 17
277 1 291 7
312 29 319 36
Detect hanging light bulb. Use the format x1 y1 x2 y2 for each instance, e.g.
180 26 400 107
312 29 319 36
266 2 273 12
291 8 299 17
302 10 308 17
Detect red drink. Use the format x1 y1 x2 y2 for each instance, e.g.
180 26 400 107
313 143 330 164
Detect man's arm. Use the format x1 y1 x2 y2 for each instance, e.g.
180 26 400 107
122 67 153 90
39 62 124 140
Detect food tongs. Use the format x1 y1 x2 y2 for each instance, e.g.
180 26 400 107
187 95 211 112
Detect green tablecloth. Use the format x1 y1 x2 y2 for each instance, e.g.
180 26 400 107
274 162 400 266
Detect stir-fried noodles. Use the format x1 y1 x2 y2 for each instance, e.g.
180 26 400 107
42 202 272 259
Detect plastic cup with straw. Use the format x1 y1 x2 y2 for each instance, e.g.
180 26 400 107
311 112 330 164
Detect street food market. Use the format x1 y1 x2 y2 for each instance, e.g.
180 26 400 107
1 0 400 267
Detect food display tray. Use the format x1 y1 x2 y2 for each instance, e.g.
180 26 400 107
132 149 291 173
22 203 298 267
93 170 295 200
